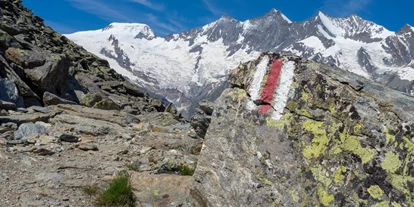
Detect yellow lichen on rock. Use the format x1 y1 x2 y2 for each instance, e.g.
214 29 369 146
367 185 384 199
381 152 401 173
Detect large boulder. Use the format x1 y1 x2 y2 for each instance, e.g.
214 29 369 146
187 52 414 207
14 123 47 140
5 47 70 97
43 92 76 106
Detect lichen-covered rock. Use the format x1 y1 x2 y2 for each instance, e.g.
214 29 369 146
93 99 119 110
187 52 414 207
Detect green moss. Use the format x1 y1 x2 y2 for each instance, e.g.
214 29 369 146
153 189 159 196
367 185 384 199
302 120 329 159
381 152 401 173
177 165 195 176
334 166 347 183
371 201 389 207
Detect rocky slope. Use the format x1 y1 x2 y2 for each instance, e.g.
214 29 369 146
66 10 414 117
0 1 202 206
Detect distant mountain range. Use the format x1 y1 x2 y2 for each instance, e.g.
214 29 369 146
66 9 414 117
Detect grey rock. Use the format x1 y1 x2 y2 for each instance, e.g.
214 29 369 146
0 78 19 103
77 143 98 151
43 92 77 106
56 132 79 143
190 108 211 139
0 101 16 111
7 139 28 145
198 100 214 116
17 108 28 113
29 106 50 114
14 123 47 140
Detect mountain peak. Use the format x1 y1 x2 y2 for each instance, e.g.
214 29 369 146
102 22 156 40
220 14 234 21
396 24 414 35
262 8 292 23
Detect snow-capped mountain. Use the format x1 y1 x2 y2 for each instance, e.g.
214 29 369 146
66 10 414 117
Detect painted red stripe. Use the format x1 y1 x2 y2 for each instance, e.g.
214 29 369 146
259 59 283 114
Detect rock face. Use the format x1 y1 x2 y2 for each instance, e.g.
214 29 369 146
188 52 414 206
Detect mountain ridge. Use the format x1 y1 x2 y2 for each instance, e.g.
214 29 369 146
66 9 414 117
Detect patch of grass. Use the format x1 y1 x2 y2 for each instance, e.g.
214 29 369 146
126 164 140 172
95 173 135 207
82 185 100 196
177 165 195 176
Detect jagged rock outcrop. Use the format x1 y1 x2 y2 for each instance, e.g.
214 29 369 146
187 52 414 206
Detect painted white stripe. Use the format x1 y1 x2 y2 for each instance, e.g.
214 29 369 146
246 56 269 110
249 56 269 101
271 61 296 120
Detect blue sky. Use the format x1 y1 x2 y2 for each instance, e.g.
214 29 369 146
23 0 413 37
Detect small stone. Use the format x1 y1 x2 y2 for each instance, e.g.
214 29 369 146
29 106 50 114
17 108 28 113
80 136 97 143
122 134 132 140
7 139 28 145
139 147 152 155
33 148 55 156
0 109 9 116
56 132 79 142
188 128 197 138
0 101 17 111
38 136 55 145
77 143 98 151
192 141 203 155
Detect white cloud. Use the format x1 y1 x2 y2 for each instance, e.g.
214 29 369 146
65 0 134 22
201 0 223 16
127 0 165 11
